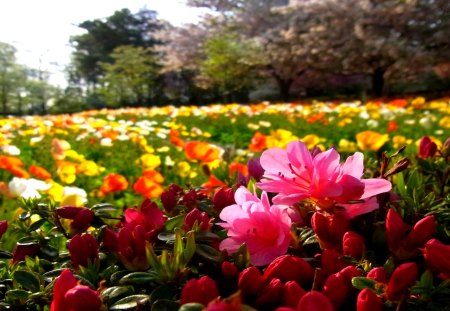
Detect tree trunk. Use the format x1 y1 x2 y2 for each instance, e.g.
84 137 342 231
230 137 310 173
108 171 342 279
275 77 293 102
372 67 385 97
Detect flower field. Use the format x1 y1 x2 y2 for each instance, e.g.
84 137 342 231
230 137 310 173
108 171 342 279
0 97 449 310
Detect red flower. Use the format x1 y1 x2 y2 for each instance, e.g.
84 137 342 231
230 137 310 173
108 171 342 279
0 220 7 239
385 262 418 301
367 267 389 284
297 291 334 311
322 266 361 309
238 266 262 297
387 121 398 133
311 211 350 249
262 255 314 286
255 278 284 307
422 239 450 279
56 206 95 235
68 234 99 268
343 231 365 260
183 208 212 232
12 243 40 264
212 187 235 213
357 288 383 311
50 269 101 311
117 225 150 271
282 281 306 308
221 261 239 282
248 132 267 152
418 136 437 159
122 199 165 242
180 276 219 306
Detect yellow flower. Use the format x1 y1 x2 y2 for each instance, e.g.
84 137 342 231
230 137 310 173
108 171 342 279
266 129 299 149
77 160 103 176
338 139 357 152
176 161 197 179
356 131 389 152
392 135 413 149
411 96 426 108
137 154 161 170
56 161 77 184
301 134 326 150
338 118 352 127
439 116 450 128
65 149 86 162
47 181 65 202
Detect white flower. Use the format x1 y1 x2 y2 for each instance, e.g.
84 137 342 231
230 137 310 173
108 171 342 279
1 145 20 155
8 178 52 199
63 186 88 203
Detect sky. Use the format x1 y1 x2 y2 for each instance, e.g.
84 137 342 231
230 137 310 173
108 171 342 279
0 0 206 87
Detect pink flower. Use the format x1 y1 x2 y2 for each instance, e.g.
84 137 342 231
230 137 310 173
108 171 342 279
257 140 391 215
218 186 292 266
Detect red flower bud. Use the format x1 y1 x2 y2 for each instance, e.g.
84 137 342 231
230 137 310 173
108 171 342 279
180 276 219 306
297 291 334 311
422 239 450 279
385 209 409 253
320 249 351 276
0 220 7 239
312 211 349 249
247 158 264 182
322 266 361 309
238 266 262 297
183 208 212 232
262 255 314 286
405 216 436 250
117 225 149 271
282 281 306 308
255 278 284 307
12 243 40 264
65 285 102 311
418 136 437 159
68 234 99 268
367 267 388 284
343 231 365 260
386 262 418 301
222 261 239 282
161 190 177 213
50 269 101 311
102 228 118 252
357 288 383 311
213 187 235 212
182 190 198 209
56 206 95 235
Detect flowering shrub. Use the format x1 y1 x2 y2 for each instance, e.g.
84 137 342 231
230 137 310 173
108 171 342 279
0 98 449 310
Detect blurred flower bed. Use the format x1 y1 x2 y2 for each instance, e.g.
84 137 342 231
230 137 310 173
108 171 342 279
0 97 449 310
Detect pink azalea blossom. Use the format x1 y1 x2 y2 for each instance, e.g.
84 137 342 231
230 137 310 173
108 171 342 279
257 140 391 216
218 186 292 266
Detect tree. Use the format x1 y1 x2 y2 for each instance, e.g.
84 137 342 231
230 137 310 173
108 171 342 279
99 45 161 107
70 8 162 89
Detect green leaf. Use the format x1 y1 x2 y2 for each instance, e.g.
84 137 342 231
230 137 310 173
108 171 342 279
179 303 204 311
110 294 150 310
151 299 180 311
6 289 30 300
157 232 176 242
102 286 135 305
43 269 66 282
110 270 130 284
351 277 377 291
13 270 41 292
19 211 31 221
150 284 178 305
164 214 185 232
119 272 157 285
0 250 12 259
28 219 47 231
195 243 222 263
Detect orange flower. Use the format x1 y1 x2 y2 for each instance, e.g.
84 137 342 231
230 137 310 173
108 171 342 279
201 175 227 195
0 155 29 178
249 132 267 152
184 141 223 163
389 99 408 108
170 129 185 148
99 173 128 194
307 112 328 125
133 170 164 198
229 162 248 177
29 165 52 180
387 121 398 133
101 129 119 140
0 155 23 170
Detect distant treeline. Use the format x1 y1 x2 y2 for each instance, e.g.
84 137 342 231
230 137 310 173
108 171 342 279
1 0 449 115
